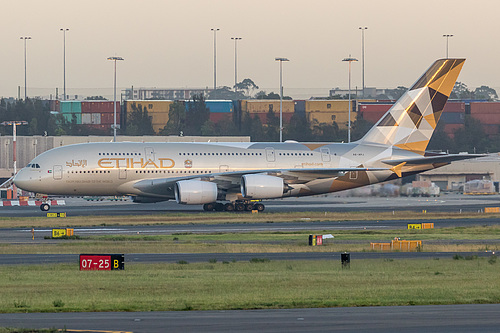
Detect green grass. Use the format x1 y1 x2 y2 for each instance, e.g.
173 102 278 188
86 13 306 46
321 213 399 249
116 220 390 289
2 226 500 254
1 210 499 229
1 258 499 313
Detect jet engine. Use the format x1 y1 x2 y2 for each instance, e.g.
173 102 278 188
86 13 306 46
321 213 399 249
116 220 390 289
174 180 218 205
240 174 285 199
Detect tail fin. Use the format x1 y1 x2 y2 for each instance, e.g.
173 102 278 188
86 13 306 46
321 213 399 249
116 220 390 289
358 58 465 154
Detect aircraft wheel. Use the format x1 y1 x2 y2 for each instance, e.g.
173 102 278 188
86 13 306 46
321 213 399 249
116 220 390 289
224 203 235 211
254 203 265 212
214 203 225 212
203 203 215 211
235 203 245 211
245 203 254 211
40 203 50 212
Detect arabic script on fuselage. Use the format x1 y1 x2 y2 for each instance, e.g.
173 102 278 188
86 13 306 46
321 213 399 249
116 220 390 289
66 160 88 168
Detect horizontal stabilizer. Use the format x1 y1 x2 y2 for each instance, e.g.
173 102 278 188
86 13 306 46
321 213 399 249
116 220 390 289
382 154 486 166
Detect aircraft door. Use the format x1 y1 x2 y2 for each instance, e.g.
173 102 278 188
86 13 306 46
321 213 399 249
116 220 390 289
349 166 358 180
265 148 276 162
53 165 63 180
119 168 127 179
219 165 229 172
320 148 331 162
145 147 156 161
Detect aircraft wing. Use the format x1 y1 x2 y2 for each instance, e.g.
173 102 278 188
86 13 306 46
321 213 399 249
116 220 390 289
132 166 390 196
381 154 486 166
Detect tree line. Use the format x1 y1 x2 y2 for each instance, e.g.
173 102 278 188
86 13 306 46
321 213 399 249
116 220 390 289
1 79 499 154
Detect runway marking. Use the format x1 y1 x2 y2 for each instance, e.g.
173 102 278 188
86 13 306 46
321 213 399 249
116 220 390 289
22 226 392 235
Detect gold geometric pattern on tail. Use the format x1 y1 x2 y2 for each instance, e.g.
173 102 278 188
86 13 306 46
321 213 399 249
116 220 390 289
359 59 465 154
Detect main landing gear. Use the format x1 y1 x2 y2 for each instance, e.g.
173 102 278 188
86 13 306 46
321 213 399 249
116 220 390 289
203 201 265 212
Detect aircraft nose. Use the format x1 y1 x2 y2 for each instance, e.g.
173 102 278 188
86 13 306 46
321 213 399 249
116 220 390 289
13 169 32 191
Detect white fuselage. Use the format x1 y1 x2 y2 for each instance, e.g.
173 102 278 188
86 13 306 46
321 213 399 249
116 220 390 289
13 141 426 201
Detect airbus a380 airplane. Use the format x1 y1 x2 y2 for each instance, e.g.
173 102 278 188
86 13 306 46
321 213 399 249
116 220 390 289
14 58 482 212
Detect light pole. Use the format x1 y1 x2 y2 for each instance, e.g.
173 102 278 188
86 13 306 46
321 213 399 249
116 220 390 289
275 57 289 143
1 121 28 200
443 34 453 58
359 27 367 98
231 37 242 88
211 28 220 91
342 56 358 143
60 28 69 100
20 36 31 100
107 56 124 142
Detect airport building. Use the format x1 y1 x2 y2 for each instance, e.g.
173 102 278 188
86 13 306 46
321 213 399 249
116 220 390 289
417 154 500 191
0 135 250 179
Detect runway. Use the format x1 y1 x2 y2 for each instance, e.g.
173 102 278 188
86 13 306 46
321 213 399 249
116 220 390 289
1 193 500 217
1 194 500 332
2 216 500 245
0 251 495 266
1 304 500 332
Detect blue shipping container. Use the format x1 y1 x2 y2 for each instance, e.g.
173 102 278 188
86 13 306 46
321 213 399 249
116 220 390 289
206 100 233 113
440 112 464 124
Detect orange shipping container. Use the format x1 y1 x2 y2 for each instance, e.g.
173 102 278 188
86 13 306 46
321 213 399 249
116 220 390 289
471 113 500 125
306 100 354 112
250 112 294 125
241 100 295 114
470 102 500 114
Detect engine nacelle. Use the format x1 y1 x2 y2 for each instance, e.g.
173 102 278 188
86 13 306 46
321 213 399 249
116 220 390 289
174 180 218 205
241 174 285 199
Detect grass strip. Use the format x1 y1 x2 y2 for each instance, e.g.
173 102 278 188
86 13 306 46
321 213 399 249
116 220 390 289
1 258 499 313
1 211 500 228
2 226 500 254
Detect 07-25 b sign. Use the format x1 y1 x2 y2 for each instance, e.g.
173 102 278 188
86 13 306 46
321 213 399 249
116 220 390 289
79 254 124 270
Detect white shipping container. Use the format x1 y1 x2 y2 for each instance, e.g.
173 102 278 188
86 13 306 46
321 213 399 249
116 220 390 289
81 113 92 124
91 113 101 124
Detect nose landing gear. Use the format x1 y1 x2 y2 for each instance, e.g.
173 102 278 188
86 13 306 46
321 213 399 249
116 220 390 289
40 203 50 211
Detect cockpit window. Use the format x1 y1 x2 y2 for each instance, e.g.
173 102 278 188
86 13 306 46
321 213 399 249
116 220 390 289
30 163 41 168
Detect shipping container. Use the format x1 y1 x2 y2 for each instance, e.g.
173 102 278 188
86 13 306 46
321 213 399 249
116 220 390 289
443 102 465 113
250 112 294 125
62 113 81 124
48 100 59 112
150 112 169 125
360 112 385 124
101 113 120 124
358 104 392 113
440 112 465 124
60 101 82 114
81 113 102 125
443 123 463 136
82 101 120 114
305 100 354 113
470 102 500 114
471 113 500 125
294 100 306 114
241 100 295 114
209 112 233 123
125 100 172 113
482 124 500 136
307 111 355 128
206 100 233 113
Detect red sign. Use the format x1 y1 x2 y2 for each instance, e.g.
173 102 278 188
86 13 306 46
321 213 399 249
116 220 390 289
79 254 124 270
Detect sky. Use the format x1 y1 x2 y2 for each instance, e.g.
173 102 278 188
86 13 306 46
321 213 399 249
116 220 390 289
2 0 500 100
